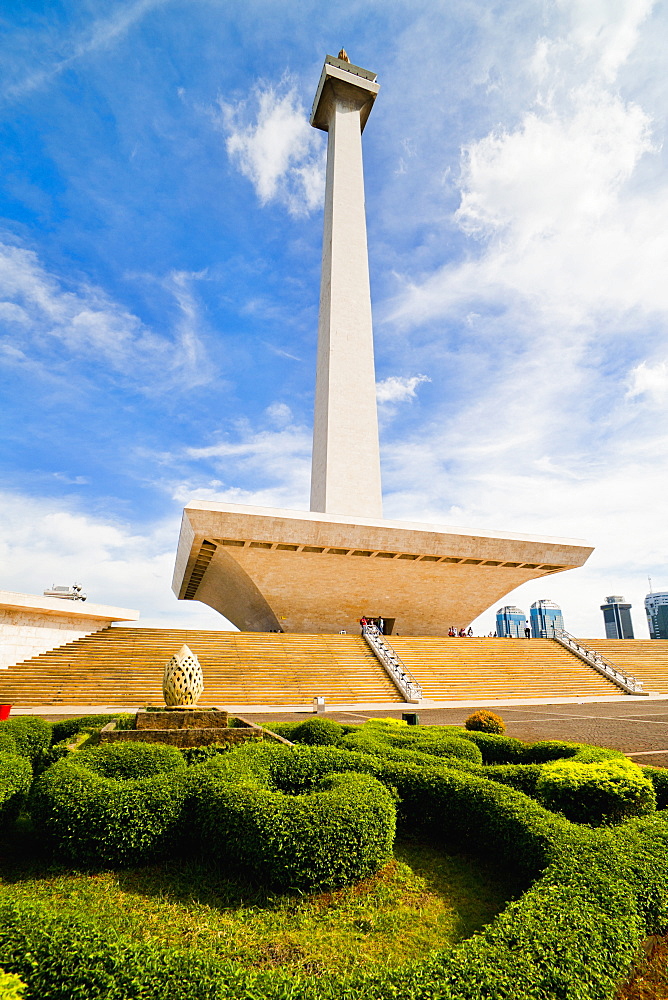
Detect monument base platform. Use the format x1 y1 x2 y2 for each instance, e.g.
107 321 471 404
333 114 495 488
172 502 593 636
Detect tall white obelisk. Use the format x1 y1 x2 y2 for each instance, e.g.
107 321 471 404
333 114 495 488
309 52 383 519
173 51 594 637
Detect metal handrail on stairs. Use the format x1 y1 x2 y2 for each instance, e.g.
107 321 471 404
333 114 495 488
552 628 647 695
362 624 422 703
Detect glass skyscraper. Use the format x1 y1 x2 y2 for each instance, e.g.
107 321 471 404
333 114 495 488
645 592 668 639
530 599 564 638
600 596 634 639
496 606 526 638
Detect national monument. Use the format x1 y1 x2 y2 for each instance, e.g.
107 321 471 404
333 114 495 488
172 52 593 636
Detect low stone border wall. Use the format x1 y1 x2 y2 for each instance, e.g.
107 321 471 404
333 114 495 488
99 722 261 747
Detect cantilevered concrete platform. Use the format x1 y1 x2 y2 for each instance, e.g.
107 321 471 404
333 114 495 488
172 501 593 635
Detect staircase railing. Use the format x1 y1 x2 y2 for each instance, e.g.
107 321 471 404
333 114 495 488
362 625 422 703
552 628 647 695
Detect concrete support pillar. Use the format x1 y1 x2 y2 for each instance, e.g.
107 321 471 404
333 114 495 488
310 57 383 518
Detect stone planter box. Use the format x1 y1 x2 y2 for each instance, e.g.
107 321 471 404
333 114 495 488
98 709 292 748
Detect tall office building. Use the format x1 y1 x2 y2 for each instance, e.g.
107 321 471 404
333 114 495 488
530 599 564 638
600 596 634 639
645 592 668 639
496 606 526 638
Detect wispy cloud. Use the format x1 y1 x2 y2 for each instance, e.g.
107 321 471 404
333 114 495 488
3 0 173 103
0 239 211 393
169 408 312 510
217 79 325 216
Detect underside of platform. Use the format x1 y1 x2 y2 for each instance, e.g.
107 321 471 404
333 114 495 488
172 501 594 636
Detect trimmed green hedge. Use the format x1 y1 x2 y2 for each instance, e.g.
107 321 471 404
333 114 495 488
0 753 32 827
74 742 186 780
6 744 668 999
30 747 190 865
0 717 50 763
49 714 134 744
339 719 483 765
190 764 395 890
290 717 347 745
30 743 396 888
536 757 656 825
8 727 668 998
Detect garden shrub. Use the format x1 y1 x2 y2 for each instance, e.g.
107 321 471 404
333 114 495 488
0 733 17 757
465 710 505 734
29 742 395 887
35 734 92 774
189 765 396 891
0 970 25 1000
536 757 656 825
340 720 483 765
262 721 300 740
30 756 190 865
643 765 668 810
457 729 527 763
50 714 127 743
0 717 51 763
290 717 346 745
483 763 542 796
74 742 186 779
0 753 32 826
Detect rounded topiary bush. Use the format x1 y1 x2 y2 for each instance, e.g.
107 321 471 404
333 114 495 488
30 750 189 865
0 717 51 762
290 717 345 745
464 710 506 735
536 758 656 825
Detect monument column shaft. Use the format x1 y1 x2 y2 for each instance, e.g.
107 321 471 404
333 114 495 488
310 93 383 518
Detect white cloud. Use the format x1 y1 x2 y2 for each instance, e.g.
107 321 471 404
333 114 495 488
180 414 312 510
0 490 233 630
626 359 668 404
0 239 211 392
218 81 325 215
265 402 293 425
376 374 430 404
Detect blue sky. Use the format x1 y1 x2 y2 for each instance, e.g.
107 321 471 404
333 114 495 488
1 0 667 637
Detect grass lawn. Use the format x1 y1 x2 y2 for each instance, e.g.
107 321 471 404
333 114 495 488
0 820 522 976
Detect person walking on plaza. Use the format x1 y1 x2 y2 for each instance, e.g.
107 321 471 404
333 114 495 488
525 622 531 639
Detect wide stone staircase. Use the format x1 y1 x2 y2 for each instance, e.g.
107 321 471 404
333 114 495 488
0 629 633 708
0 628 401 708
579 640 668 694
388 637 624 701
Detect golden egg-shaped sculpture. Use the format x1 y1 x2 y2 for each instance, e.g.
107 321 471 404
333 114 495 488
162 644 204 707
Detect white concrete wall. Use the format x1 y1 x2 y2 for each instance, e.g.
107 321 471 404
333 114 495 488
0 608 110 669
0 591 140 670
